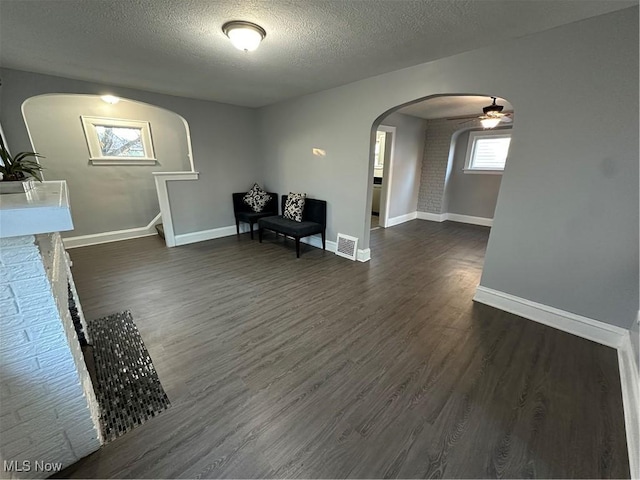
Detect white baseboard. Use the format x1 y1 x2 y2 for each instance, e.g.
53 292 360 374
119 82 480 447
175 225 237 246
70 219 374 261
417 211 447 222
416 211 492 227
300 235 336 252
301 236 370 262
474 285 637 477
619 332 640 479
63 213 162 249
473 285 627 348
272 233 370 262
386 211 418 227
175 227 371 262
357 248 371 262
446 213 493 227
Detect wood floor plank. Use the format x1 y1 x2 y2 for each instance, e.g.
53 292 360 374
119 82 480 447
54 220 630 479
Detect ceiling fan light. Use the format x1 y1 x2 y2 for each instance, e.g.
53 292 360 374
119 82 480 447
101 95 120 104
223 21 266 52
480 117 501 129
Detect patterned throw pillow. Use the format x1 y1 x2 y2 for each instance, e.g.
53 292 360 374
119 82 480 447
283 192 306 222
243 183 272 213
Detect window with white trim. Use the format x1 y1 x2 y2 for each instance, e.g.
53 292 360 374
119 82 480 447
463 130 511 174
81 116 157 165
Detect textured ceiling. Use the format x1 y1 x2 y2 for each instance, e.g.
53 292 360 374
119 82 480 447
0 0 635 107
397 96 513 120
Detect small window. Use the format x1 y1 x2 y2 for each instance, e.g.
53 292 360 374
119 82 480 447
464 130 511 174
81 116 156 165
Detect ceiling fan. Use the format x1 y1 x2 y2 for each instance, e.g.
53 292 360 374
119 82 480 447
478 97 512 128
453 96 513 128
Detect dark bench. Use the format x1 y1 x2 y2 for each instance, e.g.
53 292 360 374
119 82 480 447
258 196 327 258
232 192 279 239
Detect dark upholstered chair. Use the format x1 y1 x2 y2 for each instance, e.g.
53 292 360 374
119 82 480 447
258 196 327 258
232 192 279 239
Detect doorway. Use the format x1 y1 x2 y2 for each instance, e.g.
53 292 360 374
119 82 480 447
371 125 395 229
367 95 513 245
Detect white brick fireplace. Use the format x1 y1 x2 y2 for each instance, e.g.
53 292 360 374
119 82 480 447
0 182 102 479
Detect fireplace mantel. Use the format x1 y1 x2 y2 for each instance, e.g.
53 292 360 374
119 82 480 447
0 181 73 238
0 181 102 479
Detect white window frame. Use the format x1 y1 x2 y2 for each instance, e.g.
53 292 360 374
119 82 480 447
81 116 157 165
463 130 511 175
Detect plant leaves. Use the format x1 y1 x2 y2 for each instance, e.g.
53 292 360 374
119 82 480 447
0 134 45 180
14 152 45 162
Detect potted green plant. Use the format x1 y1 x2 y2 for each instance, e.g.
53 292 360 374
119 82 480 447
0 133 45 194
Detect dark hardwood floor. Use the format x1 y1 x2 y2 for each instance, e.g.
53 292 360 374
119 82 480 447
57 220 629 479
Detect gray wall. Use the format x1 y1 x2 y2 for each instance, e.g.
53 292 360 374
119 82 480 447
443 128 505 219
378 113 426 219
258 8 638 329
22 95 190 237
0 8 636 331
0 68 261 236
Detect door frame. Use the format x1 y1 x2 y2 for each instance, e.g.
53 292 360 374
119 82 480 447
377 125 396 228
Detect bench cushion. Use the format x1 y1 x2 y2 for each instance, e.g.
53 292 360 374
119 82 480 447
236 211 275 223
259 215 323 237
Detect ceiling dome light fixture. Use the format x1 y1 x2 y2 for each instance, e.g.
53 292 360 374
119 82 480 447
222 21 266 52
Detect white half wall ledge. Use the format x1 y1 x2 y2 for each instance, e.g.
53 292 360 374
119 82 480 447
153 171 199 247
63 213 162 249
0 181 74 238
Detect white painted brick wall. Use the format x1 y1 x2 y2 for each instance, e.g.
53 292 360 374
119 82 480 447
417 118 462 214
417 116 512 215
0 234 101 479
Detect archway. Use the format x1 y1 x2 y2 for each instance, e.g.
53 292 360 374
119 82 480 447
366 94 514 251
22 94 195 246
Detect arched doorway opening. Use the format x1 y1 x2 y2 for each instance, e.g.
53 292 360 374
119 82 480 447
367 94 514 249
22 94 195 246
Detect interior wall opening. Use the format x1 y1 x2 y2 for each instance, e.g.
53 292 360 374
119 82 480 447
366 93 515 246
21 94 194 241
